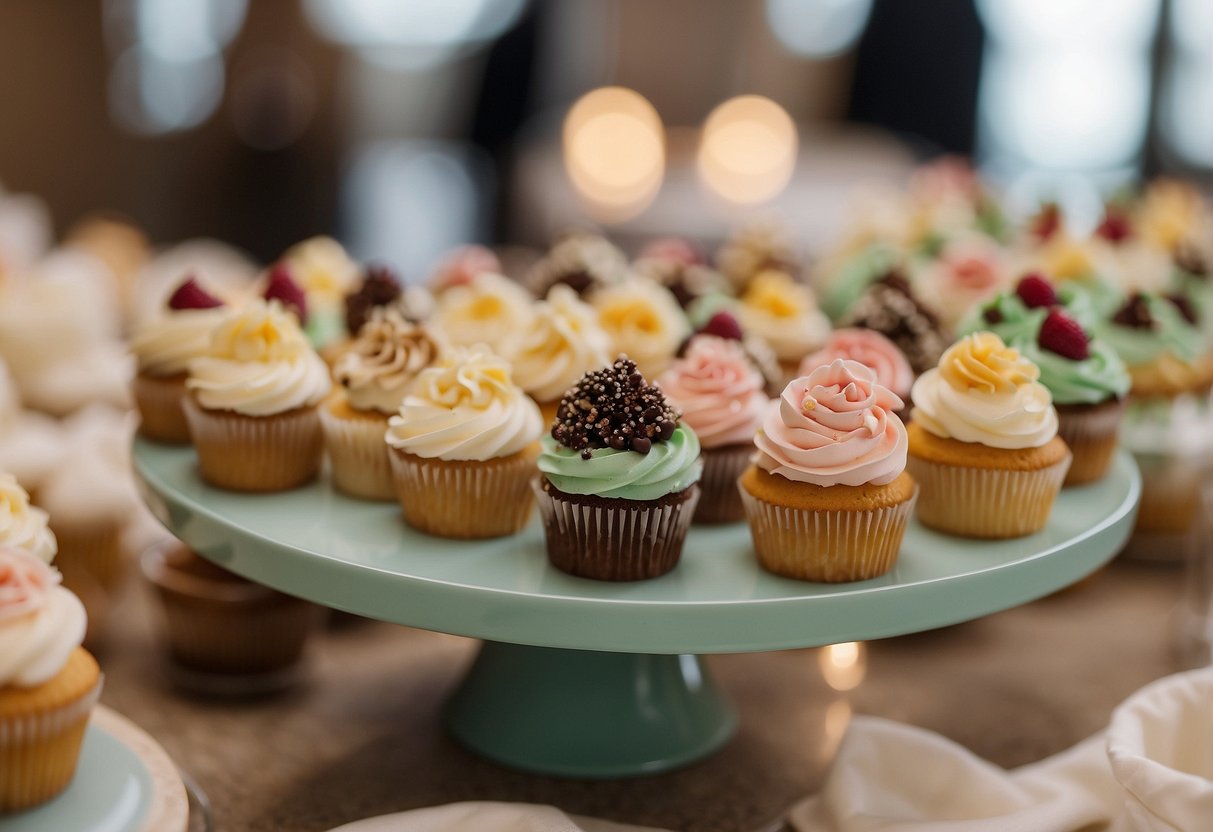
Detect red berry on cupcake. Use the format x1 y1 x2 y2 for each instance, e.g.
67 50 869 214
167 275 224 310
700 311 745 341
263 263 309 325
1015 273 1057 309
1038 309 1090 361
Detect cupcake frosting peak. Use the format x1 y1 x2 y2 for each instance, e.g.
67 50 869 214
658 337 767 448
755 359 907 487
385 346 542 461
0 547 86 688
553 357 680 460
912 332 1058 449
335 308 444 414
801 328 914 400
0 473 56 564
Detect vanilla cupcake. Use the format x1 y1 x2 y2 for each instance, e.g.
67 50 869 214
278 236 359 346
433 272 534 357
737 270 831 381
322 309 444 500
591 278 689 379
659 337 767 523
739 360 915 582
0 547 101 812
908 333 1070 538
0 473 56 563
185 300 332 491
385 347 543 538
510 285 611 423
129 276 229 443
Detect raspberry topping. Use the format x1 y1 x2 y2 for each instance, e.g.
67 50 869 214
167 275 224 311
263 263 308 325
1096 209 1132 244
1015 273 1057 309
700 311 744 341
552 357 679 459
1030 203 1061 242
1112 293 1155 330
1038 309 1090 361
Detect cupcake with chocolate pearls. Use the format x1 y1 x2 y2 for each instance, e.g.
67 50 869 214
536 358 702 581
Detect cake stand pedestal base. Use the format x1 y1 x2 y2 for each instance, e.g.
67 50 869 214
445 642 736 778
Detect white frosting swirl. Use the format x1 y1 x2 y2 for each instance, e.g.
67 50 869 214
0 549 86 688
0 473 56 563
591 278 689 379
386 347 543 461
911 332 1059 450
130 307 229 376
510 285 611 403
280 236 358 310
335 309 445 414
737 270 831 362
187 300 332 416
433 273 535 356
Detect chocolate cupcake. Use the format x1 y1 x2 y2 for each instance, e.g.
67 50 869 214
525 232 628 298
535 358 702 580
845 270 950 375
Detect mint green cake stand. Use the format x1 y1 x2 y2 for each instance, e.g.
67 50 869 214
132 440 1139 778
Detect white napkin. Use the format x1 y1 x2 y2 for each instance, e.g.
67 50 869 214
328 802 672 832
789 668 1213 832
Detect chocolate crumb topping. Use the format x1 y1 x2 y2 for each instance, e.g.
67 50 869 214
982 304 1004 324
845 270 948 374
552 357 680 459
1175 245 1208 280
1167 293 1200 326
345 265 402 335
1112 293 1156 330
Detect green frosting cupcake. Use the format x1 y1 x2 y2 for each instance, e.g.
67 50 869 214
957 294 1045 343
539 426 702 500
818 243 900 322
1097 293 1205 367
1017 339 1130 405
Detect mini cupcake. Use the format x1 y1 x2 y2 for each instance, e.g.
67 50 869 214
129 275 228 443
433 272 535 358
801 328 914 403
0 473 56 563
684 310 784 396
959 273 1100 340
736 270 831 382
185 300 332 491
526 232 628 298
1099 291 1213 398
911 233 1010 331
632 256 728 310
715 224 801 293
739 359 915 582
591 278 689 379
659 337 767 523
0 547 101 812
844 270 950 375
509 285 611 424
428 244 502 295
536 358 702 580
907 332 1070 538
385 347 543 538
322 309 444 500
277 236 359 348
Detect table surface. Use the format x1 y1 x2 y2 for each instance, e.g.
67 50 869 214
95 550 1188 832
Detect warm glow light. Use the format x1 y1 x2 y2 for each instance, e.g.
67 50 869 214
697 95 797 205
563 87 665 223
818 641 866 691
821 699 853 760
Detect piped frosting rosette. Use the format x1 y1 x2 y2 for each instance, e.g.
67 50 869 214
0 548 85 688
385 347 543 538
801 329 914 401
591 279 689 379
335 308 444 415
510 285 612 406
433 272 535 358
0 473 56 564
755 359 907 488
907 332 1070 538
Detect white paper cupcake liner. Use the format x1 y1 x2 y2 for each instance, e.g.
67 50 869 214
906 453 1071 539
739 487 916 582
318 406 394 500
533 481 700 581
389 449 537 538
1056 399 1126 485
184 397 324 492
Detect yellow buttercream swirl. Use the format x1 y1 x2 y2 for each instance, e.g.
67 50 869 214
939 332 1039 394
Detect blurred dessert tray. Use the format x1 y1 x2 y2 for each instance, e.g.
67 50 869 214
133 438 1140 778
5 706 190 832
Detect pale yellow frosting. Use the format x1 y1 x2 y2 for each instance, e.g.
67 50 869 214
433 272 535 357
280 236 358 310
510 285 611 403
591 278 688 379
0 473 56 563
737 270 831 362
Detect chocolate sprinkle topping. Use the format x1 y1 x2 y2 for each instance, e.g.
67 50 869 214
1167 293 1200 327
552 357 680 459
1175 245 1208 280
845 270 948 374
345 265 402 335
1112 292 1156 330
983 304 1004 325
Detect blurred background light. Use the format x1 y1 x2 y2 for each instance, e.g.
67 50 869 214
765 0 874 59
697 95 798 205
562 86 665 224
1160 0 1213 168
108 47 226 135
818 641 866 692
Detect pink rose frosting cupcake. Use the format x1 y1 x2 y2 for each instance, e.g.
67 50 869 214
659 336 768 523
801 328 914 402
740 359 917 581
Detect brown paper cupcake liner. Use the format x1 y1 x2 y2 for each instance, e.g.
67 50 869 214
534 481 700 581
695 444 754 524
740 487 916 582
52 520 127 594
132 372 191 444
1056 399 1126 486
0 674 103 812
907 453 1071 539
318 406 394 500
389 448 538 539
184 397 324 492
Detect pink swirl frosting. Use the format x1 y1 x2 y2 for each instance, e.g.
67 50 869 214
801 329 914 399
0 547 56 623
658 336 768 448
755 359 908 487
